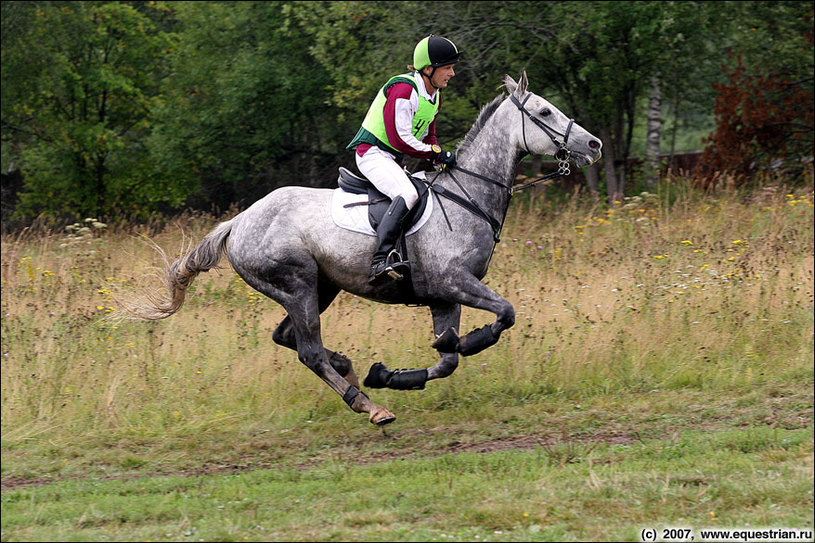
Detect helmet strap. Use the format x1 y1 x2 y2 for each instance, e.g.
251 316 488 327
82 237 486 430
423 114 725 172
422 66 440 91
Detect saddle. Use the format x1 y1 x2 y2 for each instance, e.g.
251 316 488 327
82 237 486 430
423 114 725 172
337 167 430 232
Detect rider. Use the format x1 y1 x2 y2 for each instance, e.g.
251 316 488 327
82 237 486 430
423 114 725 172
347 35 461 284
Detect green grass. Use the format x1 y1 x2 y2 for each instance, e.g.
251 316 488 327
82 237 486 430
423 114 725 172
1 177 813 540
1 424 811 541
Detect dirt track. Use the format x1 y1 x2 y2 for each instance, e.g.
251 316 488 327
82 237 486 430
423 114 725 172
0 430 643 491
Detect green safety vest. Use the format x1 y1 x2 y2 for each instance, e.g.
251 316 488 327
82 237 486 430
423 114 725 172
346 73 440 157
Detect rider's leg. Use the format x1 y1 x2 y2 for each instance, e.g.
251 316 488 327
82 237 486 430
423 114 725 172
355 148 419 283
355 147 420 209
369 196 411 282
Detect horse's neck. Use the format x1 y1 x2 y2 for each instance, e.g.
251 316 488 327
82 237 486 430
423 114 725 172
455 106 519 207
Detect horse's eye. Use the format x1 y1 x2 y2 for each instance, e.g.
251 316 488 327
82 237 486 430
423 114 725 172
540 108 552 117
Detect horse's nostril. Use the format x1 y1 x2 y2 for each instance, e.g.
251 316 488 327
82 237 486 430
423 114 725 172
589 140 601 149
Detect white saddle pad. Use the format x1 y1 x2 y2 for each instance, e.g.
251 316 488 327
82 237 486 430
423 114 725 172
330 174 434 237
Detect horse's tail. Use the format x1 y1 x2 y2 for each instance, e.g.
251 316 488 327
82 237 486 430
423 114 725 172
120 220 234 321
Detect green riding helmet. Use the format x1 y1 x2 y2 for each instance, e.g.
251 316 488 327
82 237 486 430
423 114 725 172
413 35 462 70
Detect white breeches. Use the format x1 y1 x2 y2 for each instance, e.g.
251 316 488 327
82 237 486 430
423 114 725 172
355 147 419 209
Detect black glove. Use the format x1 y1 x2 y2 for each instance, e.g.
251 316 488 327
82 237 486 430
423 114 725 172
439 150 456 169
432 145 456 170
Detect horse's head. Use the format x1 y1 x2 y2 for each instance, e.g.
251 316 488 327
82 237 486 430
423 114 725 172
504 71 602 168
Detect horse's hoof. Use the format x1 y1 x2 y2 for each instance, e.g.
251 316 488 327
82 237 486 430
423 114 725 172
374 414 396 426
369 407 396 426
432 327 460 353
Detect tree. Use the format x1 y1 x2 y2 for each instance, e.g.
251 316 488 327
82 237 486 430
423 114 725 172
645 75 662 188
697 1 814 186
3 1 810 226
517 1 731 203
148 1 345 211
1 1 176 220
283 1 509 153
697 54 814 185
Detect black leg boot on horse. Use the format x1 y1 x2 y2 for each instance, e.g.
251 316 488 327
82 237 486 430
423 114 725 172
369 196 411 284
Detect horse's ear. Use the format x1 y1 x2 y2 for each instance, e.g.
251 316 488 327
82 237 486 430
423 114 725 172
504 71 528 96
517 70 529 95
504 74 518 94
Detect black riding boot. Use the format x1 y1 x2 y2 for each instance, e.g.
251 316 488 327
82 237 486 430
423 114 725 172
369 196 411 284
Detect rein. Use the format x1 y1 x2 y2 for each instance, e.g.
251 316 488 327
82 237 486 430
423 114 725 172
426 93 576 242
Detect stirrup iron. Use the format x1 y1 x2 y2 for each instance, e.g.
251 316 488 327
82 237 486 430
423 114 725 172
385 250 409 281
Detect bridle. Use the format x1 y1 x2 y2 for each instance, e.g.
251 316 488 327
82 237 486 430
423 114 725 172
509 93 573 185
424 92 577 242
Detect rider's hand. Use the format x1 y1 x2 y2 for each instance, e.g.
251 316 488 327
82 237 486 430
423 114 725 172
432 145 456 170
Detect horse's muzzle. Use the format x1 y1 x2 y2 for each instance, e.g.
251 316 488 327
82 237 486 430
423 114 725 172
574 150 602 168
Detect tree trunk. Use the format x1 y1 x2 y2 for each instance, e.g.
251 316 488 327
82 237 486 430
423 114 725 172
670 95 682 161
530 155 542 177
645 74 662 189
599 127 622 205
585 163 600 199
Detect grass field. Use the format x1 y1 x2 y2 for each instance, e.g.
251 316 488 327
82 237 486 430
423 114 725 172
1 177 813 541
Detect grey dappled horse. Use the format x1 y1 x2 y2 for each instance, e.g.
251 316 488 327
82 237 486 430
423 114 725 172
127 72 602 425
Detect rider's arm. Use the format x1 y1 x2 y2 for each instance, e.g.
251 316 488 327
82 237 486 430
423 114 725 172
382 83 435 160
423 117 439 149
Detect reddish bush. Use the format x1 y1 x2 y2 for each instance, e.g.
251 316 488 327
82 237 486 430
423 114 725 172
697 54 814 189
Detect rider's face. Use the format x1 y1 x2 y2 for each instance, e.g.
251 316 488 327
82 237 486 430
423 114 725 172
424 64 456 90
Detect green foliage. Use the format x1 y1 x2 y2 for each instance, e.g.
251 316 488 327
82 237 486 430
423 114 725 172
149 2 344 211
2 1 813 223
283 1 501 141
283 2 393 114
2 1 178 220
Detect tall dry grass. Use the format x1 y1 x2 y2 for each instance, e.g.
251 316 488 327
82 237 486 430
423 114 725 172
1 178 812 458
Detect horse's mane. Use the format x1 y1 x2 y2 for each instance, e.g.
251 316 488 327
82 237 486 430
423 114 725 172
455 93 506 156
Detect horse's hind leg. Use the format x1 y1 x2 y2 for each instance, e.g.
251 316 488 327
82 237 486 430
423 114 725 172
273 315 360 388
287 296 395 425
260 274 393 425
271 281 360 386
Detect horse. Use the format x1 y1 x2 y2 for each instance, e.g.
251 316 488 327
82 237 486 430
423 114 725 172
124 71 602 426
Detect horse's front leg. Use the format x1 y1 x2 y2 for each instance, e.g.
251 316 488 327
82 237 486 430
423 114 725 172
362 302 462 390
362 274 515 390
427 302 462 379
431 273 515 357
